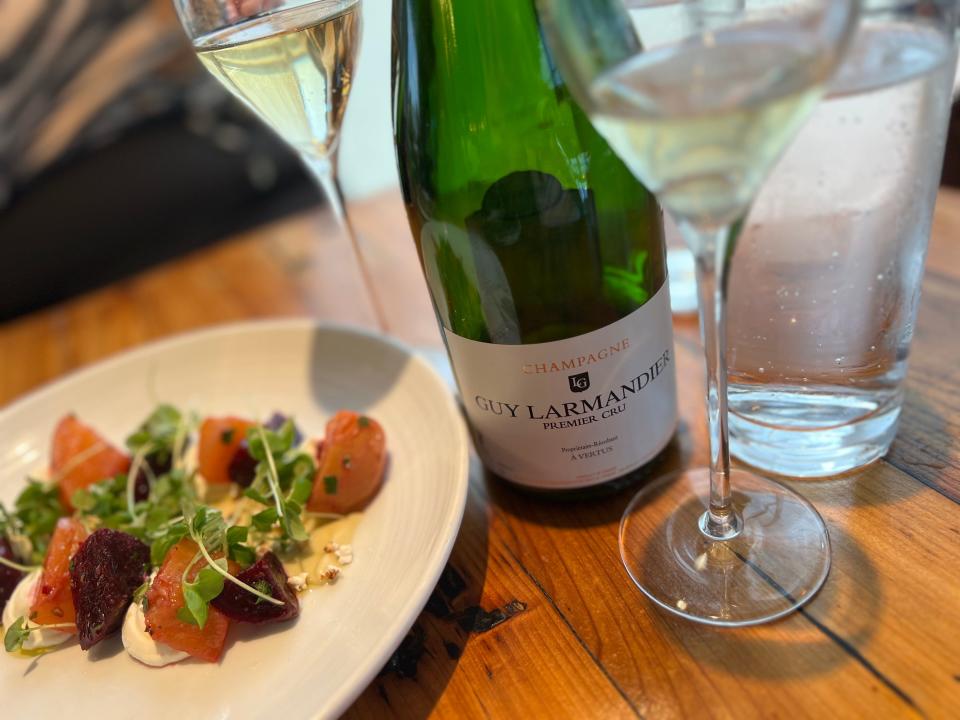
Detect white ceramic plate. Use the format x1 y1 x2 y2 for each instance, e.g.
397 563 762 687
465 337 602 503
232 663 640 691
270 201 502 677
0 320 469 719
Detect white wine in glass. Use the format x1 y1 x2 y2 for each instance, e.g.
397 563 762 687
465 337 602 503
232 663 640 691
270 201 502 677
537 0 859 625
591 27 833 234
195 2 358 160
175 0 385 327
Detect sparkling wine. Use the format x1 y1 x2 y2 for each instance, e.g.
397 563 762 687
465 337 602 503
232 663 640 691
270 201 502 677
195 0 360 157
591 27 836 233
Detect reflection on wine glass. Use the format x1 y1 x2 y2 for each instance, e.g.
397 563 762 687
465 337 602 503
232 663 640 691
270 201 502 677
536 0 859 625
172 0 386 328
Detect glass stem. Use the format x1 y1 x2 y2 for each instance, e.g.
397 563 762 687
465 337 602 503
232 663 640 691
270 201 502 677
302 149 390 332
682 220 743 541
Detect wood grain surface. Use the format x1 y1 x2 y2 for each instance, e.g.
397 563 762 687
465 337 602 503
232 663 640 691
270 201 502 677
1 189 958 719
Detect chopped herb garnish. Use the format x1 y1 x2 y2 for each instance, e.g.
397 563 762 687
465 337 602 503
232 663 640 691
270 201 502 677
323 476 338 496
220 428 234 445
253 579 273 605
357 416 370 428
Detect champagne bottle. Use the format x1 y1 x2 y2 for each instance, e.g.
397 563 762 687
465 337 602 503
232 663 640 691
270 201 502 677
392 0 678 490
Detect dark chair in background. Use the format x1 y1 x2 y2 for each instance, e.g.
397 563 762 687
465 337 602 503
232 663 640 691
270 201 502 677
0 0 318 321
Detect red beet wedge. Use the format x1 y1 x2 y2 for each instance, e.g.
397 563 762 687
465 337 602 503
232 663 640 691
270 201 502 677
69 528 150 650
211 551 299 624
0 536 25 617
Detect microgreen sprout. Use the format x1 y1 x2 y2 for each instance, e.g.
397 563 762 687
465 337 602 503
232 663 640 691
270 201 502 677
172 418 191 472
242 420 315 547
125 442 153 523
180 551 226 628
0 555 39 574
1 481 64 564
127 404 194 474
177 504 283 625
191 534 283 607
255 425 285 520
4 617 74 653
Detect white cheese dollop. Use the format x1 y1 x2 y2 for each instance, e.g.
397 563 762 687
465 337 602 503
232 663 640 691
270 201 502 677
2 570 72 650
121 601 189 667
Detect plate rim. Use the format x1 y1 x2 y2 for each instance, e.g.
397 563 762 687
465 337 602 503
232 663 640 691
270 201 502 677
0 319 470 719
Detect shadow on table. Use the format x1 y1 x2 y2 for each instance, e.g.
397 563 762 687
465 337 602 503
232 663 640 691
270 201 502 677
483 430 690 530
307 327 412 414
885 384 957 499
343 455 491 719
770 454 931 510
655 523 883 682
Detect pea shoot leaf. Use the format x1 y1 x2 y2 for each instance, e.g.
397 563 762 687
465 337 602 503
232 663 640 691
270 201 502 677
182 565 225 628
240 421 316 548
150 522 188 567
126 405 193 471
227 525 255 567
2 480 65 564
252 508 278 532
3 617 28 653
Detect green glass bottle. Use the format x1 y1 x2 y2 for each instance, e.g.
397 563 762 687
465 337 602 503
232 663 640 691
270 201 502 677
392 0 678 490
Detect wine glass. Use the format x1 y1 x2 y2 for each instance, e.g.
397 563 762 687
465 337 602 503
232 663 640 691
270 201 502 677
536 0 859 625
171 0 386 328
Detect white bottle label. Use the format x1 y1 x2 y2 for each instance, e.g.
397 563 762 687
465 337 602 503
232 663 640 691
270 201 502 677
444 284 678 489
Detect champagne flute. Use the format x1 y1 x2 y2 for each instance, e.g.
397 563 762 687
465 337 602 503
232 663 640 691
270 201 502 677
172 0 386 329
536 0 859 625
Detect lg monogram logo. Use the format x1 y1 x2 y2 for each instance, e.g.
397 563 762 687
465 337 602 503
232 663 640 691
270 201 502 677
568 372 590 393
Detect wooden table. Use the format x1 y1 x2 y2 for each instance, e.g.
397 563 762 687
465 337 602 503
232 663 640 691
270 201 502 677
2 188 958 719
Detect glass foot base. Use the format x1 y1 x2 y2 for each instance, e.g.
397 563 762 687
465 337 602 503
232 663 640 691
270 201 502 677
619 468 830 626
